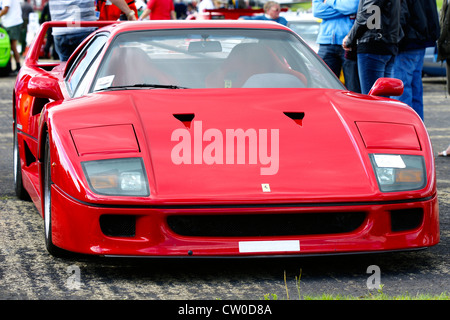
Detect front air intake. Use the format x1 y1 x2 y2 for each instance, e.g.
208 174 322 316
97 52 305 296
390 208 424 232
167 212 366 237
100 215 136 237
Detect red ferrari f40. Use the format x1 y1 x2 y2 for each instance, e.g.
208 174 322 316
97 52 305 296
13 20 439 257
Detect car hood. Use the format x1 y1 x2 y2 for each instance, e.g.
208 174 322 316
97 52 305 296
63 88 427 204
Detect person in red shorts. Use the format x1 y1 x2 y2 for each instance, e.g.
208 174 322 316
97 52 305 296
139 0 176 20
97 0 138 21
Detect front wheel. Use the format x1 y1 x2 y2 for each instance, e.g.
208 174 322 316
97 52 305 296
43 135 68 257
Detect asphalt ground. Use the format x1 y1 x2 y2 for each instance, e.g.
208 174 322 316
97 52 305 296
0 75 449 301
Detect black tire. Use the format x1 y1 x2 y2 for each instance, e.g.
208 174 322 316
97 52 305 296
13 124 30 200
43 135 69 257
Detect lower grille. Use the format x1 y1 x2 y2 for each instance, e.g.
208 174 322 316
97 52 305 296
167 212 366 237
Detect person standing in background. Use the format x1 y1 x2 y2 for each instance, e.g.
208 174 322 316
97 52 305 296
20 0 33 56
437 0 450 157
438 0 450 95
392 0 440 121
239 1 287 26
197 0 215 14
40 2 58 60
50 0 137 61
174 0 188 19
96 0 138 21
0 0 23 75
313 0 360 93
139 0 176 20
343 0 403 95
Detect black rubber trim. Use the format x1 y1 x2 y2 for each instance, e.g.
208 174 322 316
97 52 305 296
55 185 435 209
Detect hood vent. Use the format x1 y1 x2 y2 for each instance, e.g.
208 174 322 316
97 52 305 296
173 113 195 128
284 112 305 126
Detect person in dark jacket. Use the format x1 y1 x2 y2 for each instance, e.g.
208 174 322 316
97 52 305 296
343 0 403 94
438 0 450 157
437 0 450 95
392 0 440 120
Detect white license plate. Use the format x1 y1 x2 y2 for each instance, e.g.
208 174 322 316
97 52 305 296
238 240 300 253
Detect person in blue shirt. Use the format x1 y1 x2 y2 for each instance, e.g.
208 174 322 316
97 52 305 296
313 0 360 92
239 1 287 26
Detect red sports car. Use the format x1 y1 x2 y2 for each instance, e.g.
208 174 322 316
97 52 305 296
13 20 439 257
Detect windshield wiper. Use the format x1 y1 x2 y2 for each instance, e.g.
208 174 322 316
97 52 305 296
96 83 188 91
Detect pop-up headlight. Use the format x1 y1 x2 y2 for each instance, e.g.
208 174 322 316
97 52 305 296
82 158 149 196
370 154 426 192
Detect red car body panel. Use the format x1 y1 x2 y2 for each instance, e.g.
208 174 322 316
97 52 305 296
13 21 439 257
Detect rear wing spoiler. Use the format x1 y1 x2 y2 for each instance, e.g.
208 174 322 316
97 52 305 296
25 21 117 66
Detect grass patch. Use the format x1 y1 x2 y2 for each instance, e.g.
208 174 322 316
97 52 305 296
262 270 449 300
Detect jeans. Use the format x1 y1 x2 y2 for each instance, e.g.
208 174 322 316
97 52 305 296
54 31 93 61
318 44 361 93
357 53 396 94
392 49 426 120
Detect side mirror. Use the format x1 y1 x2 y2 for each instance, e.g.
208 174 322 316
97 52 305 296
368 78 404 97
27 76 64 101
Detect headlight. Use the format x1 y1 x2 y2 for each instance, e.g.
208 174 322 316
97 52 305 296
82 158 149 196
370 154 426 192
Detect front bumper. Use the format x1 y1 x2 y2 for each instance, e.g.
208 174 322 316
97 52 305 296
50 185 440 257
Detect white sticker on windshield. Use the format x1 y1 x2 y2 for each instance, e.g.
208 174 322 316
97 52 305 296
94 75 115 91
374 154 406 168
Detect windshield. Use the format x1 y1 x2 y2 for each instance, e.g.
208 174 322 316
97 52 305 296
287 21 320 52
93 28 343 91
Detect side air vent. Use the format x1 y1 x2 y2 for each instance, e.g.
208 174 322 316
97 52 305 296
32 97 50 116
24 140 36 167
